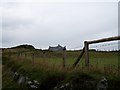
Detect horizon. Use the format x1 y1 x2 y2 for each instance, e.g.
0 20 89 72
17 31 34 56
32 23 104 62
1 0 119 50
1 40 119 51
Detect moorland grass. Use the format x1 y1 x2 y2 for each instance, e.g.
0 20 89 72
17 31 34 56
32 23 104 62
2 49 120 89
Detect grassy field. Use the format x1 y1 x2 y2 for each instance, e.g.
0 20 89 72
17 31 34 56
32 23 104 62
3 48 118 68
2 46 120 89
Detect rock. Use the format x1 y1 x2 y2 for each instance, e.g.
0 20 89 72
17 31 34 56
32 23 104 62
33 80 40 85
10 70 41 89
26 80 33 86
13 72 20 80
30 85 38 88
97 77 108 90
60 85 64 89
54 86 58 90
18 75 26 85
26 80 39 88
25 76 29 82
65 83 70 87
33 80 40 87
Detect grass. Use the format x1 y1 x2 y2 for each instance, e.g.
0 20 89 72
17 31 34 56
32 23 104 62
0 64 2 89
88 51 118 70
2 48 120 89
2 65 22 89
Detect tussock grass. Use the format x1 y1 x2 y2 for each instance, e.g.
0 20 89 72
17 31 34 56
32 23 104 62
2 48 120 89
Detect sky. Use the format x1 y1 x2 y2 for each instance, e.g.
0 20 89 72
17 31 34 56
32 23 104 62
1 0 119 50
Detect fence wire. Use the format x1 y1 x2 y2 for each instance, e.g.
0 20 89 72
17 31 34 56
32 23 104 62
87 40 119 70
89 41 120 51
69 40 120 51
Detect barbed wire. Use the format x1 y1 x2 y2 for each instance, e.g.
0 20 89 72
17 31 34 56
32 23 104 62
69 41 120 51
89 41 119 51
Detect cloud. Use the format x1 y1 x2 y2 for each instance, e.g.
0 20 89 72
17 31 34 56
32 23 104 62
2 2 118 49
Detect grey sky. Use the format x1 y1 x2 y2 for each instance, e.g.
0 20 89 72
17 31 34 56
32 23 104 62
1 0 119 49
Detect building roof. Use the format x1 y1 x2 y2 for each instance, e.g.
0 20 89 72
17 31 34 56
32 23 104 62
49 44 66 51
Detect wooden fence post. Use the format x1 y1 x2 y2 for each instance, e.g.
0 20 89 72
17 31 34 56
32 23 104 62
63 47 66 68
73 36 120 68
73 47 85 68
84 41 89 67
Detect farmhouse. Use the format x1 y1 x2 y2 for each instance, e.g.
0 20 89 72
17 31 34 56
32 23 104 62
48 44 66 51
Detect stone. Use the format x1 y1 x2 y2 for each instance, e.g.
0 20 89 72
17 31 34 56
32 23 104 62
60 85 64 89
65 83 70 86
26 80 33 85
30 85 38 88
33 80 40 87
97 77 108 90
54 86 58 90
33 80 40 85
18 75 26 85
13 72 20 80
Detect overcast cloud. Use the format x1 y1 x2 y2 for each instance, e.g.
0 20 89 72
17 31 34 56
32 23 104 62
1 0 118 49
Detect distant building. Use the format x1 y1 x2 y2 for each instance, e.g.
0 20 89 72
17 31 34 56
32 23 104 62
48 44 66 51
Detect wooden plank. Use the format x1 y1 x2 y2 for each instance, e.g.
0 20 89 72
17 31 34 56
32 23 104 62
63 49 66 68
87 36 120 44
73 36 120 68
73 47 85 68
84 41 89 67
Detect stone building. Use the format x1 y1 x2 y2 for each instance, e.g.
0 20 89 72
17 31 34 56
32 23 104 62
48 44 66 51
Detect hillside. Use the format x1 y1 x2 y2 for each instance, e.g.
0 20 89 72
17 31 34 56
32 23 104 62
10 44 35 49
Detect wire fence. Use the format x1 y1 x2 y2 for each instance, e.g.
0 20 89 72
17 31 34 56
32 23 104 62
70 41 119 51
72 36 120 69
87 40 119 70
89 41 119 51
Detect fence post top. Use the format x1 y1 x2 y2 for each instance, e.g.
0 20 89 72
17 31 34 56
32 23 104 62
84 41 88 44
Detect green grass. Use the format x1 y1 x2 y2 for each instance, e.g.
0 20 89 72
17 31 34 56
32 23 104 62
2 66 22 89
7 50 118 68
89 51 118 69
2 48 120 89
30 51 118 70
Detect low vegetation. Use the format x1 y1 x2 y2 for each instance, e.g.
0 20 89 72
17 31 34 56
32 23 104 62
2 45 120 89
